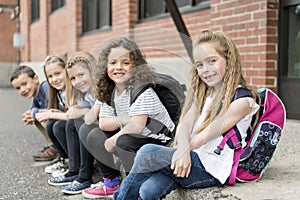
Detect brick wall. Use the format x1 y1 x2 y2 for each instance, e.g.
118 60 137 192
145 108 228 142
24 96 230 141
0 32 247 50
79 0 138 55
210 0 279 90
0 0 18 62
17 0 279 90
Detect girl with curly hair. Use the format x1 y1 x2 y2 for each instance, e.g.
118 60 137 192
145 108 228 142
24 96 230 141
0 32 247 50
81 37 175 198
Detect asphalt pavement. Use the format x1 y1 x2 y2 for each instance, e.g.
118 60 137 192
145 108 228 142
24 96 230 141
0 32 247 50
0 88 87 200
1 88 299 200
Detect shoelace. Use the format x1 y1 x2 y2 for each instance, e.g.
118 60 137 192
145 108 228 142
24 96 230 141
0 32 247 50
90 181 104 188
102 185 108 195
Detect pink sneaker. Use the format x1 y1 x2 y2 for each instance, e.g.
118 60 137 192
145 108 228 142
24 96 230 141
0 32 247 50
82 185 120 199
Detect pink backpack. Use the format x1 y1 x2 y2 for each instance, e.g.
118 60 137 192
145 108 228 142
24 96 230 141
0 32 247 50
215 88 286 185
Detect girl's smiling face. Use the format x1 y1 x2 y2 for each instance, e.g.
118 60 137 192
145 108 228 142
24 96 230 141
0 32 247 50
45 63 66 91
193 42 226 90
67 64 92 93
107 47 133 90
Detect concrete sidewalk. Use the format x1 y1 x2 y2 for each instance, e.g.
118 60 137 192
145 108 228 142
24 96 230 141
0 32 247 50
166 119 300 200
1 88 299 200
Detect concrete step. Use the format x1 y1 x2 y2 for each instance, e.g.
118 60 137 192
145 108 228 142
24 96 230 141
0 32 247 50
165 119 300 200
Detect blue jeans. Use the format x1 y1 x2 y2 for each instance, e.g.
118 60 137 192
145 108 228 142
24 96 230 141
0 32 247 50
113 144 220 200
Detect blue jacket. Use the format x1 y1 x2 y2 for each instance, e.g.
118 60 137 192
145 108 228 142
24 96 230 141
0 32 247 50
28 81 49 120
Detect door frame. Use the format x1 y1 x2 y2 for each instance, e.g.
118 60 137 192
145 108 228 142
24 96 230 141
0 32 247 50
278 0 300 119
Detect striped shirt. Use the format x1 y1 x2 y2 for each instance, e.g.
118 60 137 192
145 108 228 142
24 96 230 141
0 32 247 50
100 88 175 141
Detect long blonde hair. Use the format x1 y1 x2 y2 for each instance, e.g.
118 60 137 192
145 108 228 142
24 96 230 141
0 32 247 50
181 30 259 134
65 51 99 107
42 54 67 110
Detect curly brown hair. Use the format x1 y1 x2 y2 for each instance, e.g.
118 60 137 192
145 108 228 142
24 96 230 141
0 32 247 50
95 37 155 103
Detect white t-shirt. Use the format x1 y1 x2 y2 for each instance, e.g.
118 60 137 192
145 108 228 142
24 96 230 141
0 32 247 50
100 88 175 141
78 92 97 108
191 96 259 184
57 90 66 110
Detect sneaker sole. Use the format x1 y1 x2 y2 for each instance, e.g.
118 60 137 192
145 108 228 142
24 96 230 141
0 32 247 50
48 179 71 186
34 157 56 162
33 155 58 161
82 191 113 199
61 189 83 195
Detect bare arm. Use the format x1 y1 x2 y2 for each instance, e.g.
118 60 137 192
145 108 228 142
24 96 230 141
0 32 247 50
171 98 252 178
190 97 252 150
35 109 68 121
171 101 198 178
99 114 131 131
174 101 198 148
84 104 101 125
22 109 36 125
103 114 148 152
66 106 90 119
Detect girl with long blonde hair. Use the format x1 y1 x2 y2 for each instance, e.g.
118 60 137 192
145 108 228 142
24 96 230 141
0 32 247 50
48 52 102 195
113 30 260 200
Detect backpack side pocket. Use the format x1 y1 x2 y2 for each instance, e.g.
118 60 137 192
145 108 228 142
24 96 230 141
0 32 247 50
237 121 282 181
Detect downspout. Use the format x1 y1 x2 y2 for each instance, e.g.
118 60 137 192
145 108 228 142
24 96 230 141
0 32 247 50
165 0 193 62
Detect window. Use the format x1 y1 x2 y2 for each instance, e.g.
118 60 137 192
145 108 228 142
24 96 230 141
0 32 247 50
139 0 209 20
31 0 40 23
82 0 111 33
51 0 65 12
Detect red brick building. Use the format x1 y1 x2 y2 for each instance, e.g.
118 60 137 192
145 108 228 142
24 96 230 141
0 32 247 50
0 0 19 86
1 0 299 119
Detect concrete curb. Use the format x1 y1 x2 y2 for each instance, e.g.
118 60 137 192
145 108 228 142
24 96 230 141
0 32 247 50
165 119 300 200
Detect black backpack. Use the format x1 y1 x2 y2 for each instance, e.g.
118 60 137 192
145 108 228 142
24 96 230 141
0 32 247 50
129 72 186 138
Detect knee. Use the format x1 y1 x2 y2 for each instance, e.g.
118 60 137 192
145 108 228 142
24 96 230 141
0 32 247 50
139 185 159 200
52 123 63 137
116 134 132 150
66 119 79 134
46 120 55 133
73 118 83 130
86 129 106 149
138 143 159 154
78 124 89 141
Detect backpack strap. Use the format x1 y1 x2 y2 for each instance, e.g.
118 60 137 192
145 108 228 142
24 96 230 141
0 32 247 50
214 88 252 153
231 87 252 101
214 126 242 155
214 87 253 185
130 83 171 136
109 85 171 137
130 82 152 103
227 148 244 185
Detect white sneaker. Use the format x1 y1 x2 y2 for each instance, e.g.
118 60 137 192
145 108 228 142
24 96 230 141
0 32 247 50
45 158 66 174
52 168 69 177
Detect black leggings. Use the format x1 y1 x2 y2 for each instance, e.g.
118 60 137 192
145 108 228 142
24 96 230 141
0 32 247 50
46 120 68 158
81 128 166 179
77 123 99 180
